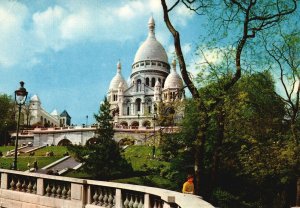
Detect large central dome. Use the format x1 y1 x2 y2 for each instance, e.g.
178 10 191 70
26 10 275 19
133 17 168 64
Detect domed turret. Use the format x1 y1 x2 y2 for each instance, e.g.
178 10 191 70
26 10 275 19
164 59 183 89
133 16 168 65
109 61 128 91
30 94 41 110
30 94 40 102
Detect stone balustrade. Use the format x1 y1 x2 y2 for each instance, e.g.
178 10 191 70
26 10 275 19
0 169 214 208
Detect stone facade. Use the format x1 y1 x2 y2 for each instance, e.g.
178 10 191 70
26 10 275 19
107 17 184 128
24 95 71 127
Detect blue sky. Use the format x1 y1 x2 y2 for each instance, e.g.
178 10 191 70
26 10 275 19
0 0 209 124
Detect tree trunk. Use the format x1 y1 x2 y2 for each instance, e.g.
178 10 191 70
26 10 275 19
210 107 225 195
296 177 300 206
194 112 209 196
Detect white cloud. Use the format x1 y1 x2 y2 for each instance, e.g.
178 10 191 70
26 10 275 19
33 6 67 51
182 43 192 55
0 1 31 67
187 47 226 78
275 76 300 100
0 0 195 68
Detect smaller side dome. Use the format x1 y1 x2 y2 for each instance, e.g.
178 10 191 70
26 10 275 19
30 94 40 102
109 61 128 91
164 59 183 89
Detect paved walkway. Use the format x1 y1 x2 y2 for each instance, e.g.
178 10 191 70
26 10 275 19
36 157 81 175
48 157 81 172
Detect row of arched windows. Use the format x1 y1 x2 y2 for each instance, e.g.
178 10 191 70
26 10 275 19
135 77 165 91
40 116 54 127
132 61 168 69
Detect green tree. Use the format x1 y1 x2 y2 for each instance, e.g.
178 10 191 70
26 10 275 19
0 94 16 145
68 97 132 180
264 30 300 206
160 0 297 197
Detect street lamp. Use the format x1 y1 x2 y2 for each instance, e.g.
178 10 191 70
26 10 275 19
13 81 28 170
152 104 158 158
4 121 7 146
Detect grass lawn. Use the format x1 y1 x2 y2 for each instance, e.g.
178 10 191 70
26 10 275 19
66 145 176 191
0 146 14 153
123 145 169 171
0 145 68 171
0 156 61 171
26 146 69 157
114 146 176 190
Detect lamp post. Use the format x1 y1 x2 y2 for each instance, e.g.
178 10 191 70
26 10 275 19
86 115 88 127
4 121 7 146
152 104 157 158
13 81 28 170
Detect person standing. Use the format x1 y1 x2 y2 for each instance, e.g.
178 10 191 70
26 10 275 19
182 175 194 194
33 160 38 171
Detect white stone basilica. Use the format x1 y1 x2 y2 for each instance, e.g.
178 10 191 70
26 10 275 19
107 17 184 128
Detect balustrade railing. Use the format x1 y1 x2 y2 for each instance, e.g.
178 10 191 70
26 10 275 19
8 173 37 194
0 169 214 208
44 178 71 199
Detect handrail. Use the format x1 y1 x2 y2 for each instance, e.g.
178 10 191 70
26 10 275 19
0 169 214 208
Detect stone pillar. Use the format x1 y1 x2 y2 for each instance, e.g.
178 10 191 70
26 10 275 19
163 203 171 208
71 183 84 202
115 189 122 208
119 103 123 116
131 103 134 115
37 178 44 195
144 193 151 208
0 173 8 189
87 185 92 204
141 102 145 115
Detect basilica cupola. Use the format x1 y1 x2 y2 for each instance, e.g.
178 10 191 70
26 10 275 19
131 16 170 81
109 61 128 91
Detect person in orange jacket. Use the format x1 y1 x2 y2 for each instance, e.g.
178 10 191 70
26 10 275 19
182 175 194 194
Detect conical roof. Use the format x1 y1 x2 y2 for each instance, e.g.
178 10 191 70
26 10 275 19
30 94 40 102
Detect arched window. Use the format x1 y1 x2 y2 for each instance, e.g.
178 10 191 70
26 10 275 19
136 98 141 112
127 107 130 115
146 77 149 86
113 94 118 101
151 78 155 87
145 98 152 114
125 99 131 116
158 78 161 83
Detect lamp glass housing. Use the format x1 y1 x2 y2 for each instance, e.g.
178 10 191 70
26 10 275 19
15 81 28 105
